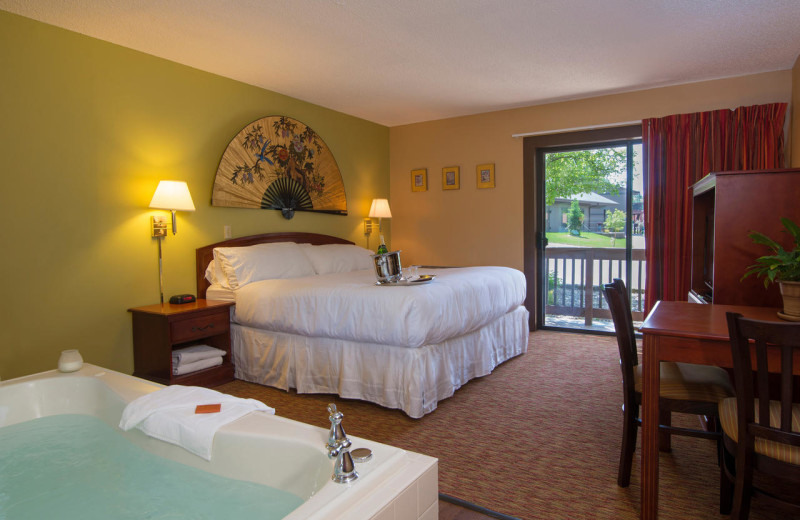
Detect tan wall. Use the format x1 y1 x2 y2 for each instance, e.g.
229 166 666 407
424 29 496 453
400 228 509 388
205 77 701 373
0 11 389 380
390 71 792 271
793 55 800 167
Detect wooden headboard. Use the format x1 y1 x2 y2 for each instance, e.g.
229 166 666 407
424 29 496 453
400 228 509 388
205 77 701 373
195 232 354 299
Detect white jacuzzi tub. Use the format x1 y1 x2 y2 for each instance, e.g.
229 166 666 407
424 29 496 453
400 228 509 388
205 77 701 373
0 364 438 519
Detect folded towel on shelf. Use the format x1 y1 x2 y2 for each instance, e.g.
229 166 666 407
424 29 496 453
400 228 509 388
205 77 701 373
172 345 226 367
173 356 223 376
119 385 274 460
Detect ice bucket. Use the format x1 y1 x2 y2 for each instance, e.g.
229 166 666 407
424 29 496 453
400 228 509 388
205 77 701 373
372 250 403 283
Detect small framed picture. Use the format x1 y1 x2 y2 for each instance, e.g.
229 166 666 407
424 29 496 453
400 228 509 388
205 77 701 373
477 163 495 189
411 168 427 192
442 166 460 190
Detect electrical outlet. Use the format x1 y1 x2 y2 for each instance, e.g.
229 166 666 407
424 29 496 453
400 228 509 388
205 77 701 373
224 225 232 239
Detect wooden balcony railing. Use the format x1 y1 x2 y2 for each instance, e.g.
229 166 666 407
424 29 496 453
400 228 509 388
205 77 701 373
545 247 646 326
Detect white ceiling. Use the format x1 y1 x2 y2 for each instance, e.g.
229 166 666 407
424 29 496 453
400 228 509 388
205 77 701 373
3 0 800 127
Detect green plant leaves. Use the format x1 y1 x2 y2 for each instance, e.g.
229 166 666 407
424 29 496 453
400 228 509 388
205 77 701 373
742 218 800 286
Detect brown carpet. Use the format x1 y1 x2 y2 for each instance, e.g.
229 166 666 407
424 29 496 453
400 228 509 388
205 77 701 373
218 330 788 520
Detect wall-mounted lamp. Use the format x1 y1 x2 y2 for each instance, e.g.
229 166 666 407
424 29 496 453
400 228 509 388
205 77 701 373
149 180 195 304
364 198 391 249
369 198 392 233
149 180 195 235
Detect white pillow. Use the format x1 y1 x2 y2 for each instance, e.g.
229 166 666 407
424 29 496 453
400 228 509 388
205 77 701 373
213 242 316 289
204 260 224 285
302 244 374 275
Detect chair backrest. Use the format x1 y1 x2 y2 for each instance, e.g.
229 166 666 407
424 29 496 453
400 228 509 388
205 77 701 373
725 312 800 451
603 279 638 401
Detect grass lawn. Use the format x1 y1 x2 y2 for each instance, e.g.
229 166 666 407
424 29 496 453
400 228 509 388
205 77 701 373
547 231 626 248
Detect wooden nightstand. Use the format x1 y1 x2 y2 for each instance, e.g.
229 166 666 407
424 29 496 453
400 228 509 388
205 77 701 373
128 299 235 387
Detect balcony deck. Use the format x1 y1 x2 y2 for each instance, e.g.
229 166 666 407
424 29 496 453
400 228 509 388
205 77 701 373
544 243 645 333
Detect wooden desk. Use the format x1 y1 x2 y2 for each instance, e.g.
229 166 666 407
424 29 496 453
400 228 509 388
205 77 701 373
638 301 784 520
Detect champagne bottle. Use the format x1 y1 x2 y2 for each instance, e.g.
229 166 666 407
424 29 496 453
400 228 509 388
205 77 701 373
377 235 388 255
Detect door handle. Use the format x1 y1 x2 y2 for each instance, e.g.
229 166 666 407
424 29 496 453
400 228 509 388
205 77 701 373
537 232 549 248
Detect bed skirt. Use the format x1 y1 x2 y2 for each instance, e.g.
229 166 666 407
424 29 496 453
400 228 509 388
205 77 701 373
231 305 530 418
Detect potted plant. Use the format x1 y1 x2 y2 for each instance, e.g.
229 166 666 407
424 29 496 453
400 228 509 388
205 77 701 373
742 217 800 319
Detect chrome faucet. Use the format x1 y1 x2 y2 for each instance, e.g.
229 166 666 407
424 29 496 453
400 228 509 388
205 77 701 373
326 403 358 483
326 403 346 455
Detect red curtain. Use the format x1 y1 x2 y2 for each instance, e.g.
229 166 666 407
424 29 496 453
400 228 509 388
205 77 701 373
642 103 787 313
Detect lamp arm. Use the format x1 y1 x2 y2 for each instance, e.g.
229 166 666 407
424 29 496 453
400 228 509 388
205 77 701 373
171 210 178 235
157 236 164 304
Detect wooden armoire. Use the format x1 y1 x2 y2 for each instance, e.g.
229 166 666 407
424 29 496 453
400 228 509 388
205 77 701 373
690 168 800 307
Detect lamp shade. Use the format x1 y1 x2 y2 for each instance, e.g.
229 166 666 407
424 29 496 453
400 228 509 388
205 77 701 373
149 181 195 211
368 198 392 219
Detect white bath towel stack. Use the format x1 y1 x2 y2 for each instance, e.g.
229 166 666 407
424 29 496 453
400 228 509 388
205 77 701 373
119 385 275 460
171 345 226 375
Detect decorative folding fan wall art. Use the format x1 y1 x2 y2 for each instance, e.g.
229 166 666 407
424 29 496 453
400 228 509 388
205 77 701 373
212 116 347 219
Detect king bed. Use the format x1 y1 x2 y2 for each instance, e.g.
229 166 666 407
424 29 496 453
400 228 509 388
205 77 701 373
195 232 529 418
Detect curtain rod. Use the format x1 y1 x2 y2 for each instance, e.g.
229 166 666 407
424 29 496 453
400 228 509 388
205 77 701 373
511 120 641 139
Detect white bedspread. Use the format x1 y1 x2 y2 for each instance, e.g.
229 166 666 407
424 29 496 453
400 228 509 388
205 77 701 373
232 267 526 348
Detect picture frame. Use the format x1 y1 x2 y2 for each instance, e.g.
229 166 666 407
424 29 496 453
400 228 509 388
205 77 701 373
442 166 460 190
411 168 427 192
477 163 495 189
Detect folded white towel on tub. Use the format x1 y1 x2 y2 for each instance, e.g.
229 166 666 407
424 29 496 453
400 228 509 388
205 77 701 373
172 345 226 366
172 355 223 375
119 385 274 460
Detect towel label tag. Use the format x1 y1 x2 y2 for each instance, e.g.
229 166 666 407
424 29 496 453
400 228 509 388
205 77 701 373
195 404 222 414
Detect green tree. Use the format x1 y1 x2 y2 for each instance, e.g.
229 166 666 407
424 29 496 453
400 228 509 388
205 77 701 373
604 209 626 241
566 200 584 236
545 148 626 205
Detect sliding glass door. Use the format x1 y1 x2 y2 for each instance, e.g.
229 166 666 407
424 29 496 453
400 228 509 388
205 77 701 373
536 138 644 332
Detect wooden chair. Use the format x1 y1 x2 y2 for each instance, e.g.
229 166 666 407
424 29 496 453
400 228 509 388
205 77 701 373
719 313 800 519
602 279 734 487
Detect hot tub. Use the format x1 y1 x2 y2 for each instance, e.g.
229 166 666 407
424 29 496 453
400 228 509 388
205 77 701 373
0 364 438 519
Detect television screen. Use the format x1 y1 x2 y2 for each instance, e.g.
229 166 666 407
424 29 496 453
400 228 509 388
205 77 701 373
702 213 714 293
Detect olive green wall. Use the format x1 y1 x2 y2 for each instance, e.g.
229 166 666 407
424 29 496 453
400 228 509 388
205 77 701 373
0 11 389 380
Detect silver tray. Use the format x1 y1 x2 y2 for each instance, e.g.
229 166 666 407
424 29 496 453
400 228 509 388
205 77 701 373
375 274 435 286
